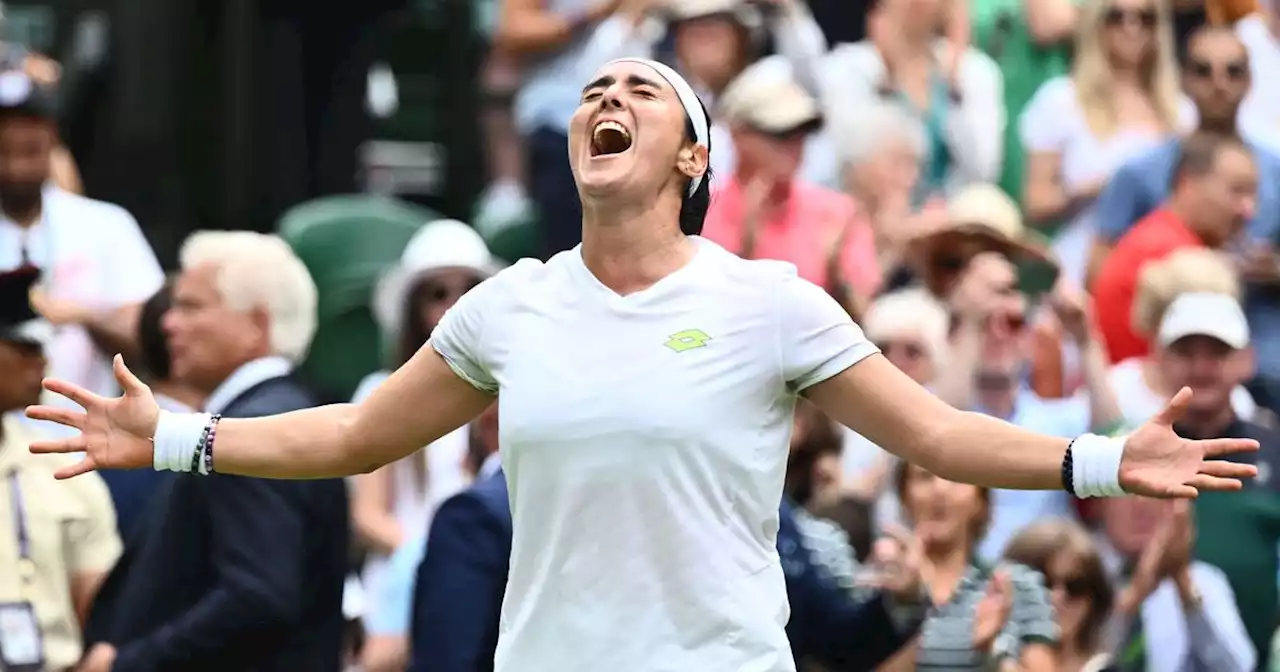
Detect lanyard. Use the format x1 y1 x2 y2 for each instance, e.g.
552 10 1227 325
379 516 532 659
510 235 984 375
7 470 35 584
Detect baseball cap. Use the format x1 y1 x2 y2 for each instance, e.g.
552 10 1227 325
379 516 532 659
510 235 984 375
0 265 50 346
719 60 822 135
1157 292 1250 349
0 71 57 119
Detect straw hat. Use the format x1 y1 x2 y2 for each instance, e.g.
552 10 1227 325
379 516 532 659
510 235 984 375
908 184 1053 265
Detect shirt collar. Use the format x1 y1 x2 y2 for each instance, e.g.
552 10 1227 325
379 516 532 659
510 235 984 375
0 414 35 468
204 356 293 414
478 452 502 480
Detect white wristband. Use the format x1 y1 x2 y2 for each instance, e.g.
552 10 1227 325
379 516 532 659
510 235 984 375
153 410 213 473
1070 433 1127 498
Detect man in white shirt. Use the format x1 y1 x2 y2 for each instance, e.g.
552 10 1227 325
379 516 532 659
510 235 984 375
0 72 162 410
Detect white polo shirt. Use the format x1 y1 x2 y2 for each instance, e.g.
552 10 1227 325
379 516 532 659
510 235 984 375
430 236 878 672
0 187 163 401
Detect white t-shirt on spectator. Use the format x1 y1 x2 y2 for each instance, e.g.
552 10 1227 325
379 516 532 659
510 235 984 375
1237 15 1280 155
429 236 878 672
1019 77 1192 286
0 186 163 401
1106 357 1257 426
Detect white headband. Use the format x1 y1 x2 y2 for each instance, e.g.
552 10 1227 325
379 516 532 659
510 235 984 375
605 58 710 196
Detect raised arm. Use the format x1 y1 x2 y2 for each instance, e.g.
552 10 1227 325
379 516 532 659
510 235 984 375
26 347 494 480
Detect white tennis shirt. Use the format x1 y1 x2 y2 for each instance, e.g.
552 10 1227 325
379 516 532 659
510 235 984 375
429 236 878 672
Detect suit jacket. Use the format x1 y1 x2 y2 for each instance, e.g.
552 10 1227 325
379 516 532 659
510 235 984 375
86 376 350 672
409 468 512 672
779 498 922 671
407 480 916 672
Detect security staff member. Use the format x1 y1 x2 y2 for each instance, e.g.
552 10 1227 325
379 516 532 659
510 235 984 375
0 266 120 671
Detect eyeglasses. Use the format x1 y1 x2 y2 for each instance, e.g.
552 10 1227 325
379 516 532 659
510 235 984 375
1046 573 1092 599
1103 6 1157 28
1187 58 1248 81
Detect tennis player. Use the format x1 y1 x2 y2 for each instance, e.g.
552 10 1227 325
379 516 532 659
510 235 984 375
28 58 1257 672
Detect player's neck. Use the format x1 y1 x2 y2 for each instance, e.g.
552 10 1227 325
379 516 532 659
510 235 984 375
580 200 694 296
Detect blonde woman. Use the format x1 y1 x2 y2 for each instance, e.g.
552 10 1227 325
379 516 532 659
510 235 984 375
1019 0 1189 286
1107 247 1259 425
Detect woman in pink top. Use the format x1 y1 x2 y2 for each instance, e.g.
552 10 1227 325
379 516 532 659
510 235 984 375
700 61 881 312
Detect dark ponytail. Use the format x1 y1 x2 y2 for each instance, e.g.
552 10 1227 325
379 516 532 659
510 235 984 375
678 98 713 236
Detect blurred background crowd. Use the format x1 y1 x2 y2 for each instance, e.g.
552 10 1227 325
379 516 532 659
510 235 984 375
2 0 1280 670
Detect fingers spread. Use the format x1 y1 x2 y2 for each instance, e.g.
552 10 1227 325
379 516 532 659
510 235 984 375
29 436 87 455
1199 460 1257 479
54 457 99 479
1200 438 1260 458
114 354 150 397
1152 387 1193 427
42 378 101 410
25 405 86 430
1185 474 1244 492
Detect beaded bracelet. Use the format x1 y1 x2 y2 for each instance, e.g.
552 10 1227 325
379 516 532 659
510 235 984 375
200 414 222 475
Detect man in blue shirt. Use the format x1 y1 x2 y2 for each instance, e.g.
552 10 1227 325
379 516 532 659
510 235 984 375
1091 26 1280 409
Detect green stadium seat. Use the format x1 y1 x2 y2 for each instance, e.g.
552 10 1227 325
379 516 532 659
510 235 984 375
278 195 436 402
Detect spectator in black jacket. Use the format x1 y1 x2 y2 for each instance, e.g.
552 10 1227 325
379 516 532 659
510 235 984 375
79 231 348 672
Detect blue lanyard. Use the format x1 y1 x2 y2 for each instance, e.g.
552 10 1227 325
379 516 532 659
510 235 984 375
7 470 34 583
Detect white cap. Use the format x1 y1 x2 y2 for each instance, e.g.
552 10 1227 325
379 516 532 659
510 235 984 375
373 219 500 335
1157 292 1250 349
719 58 822 135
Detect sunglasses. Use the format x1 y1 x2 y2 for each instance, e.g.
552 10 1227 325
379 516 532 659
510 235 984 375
875 340 927 360
418 276 483 305
1046 574 1091 599
1187 58 1248 81
1103 6 1157 28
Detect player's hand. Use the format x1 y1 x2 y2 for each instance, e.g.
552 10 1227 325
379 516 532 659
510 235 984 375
1119 387 1258 498
26 354 159 478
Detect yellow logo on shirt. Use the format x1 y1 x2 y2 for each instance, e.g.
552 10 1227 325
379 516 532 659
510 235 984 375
664 329 712 353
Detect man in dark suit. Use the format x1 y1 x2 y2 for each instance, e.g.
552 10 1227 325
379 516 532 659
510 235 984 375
410 402 506 672
409 403 925 671
79 231 348 672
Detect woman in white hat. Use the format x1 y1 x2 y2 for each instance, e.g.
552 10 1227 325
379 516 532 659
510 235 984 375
348 219 499 669
31 59 1258 672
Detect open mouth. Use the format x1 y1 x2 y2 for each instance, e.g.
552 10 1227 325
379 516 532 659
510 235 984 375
590 120 632 157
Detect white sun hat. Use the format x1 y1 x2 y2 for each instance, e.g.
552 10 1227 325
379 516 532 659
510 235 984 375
372 219 502 335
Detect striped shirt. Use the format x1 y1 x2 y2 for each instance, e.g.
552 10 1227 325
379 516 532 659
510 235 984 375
845 559 1059 670
916 563 1058 669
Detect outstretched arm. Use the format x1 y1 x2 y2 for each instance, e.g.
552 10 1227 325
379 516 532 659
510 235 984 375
806 354 1254 497
28 346 494 480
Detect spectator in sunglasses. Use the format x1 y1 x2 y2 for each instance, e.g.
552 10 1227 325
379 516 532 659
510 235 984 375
1019 0 1188 288
1002 519 1116 672
943 250 1123 561
350 219 500 672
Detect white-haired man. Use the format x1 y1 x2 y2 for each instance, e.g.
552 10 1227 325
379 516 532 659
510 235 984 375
78 231 349 672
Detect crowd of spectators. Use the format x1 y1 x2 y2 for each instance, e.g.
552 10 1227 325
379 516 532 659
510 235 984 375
4 0 1280 670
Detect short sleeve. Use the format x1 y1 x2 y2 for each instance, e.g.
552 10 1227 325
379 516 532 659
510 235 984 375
429 261 533 394
1019 78 1076 153
1006 564 1059 646
64 472 124 574
776 270 880 393
101 206 164 306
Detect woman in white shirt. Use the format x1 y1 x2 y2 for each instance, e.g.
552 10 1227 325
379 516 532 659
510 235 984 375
30 58 1258 672
349 219 498 670
1020 0 1187 286
1108 247 1259 425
